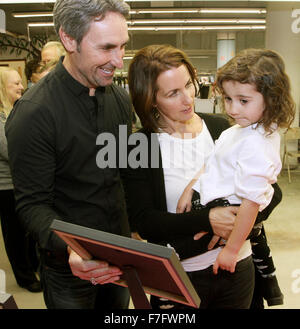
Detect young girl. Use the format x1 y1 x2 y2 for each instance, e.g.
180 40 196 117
177 48 295 306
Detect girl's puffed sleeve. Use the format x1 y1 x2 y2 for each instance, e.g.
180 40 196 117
235 132 281 211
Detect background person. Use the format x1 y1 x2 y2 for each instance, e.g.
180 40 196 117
24 59 58 93
24 58 42 89
124 44 282 309
41 41 66 64
6 0 132 309
0 67 41 292
35 59 59 81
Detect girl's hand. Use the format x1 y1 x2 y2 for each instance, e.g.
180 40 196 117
176 188 194 213
213 247 238 275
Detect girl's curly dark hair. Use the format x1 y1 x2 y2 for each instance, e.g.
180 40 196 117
216 48 295 133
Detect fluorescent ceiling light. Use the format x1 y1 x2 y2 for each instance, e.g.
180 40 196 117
128 19 266 25
128 25 266 31
199 8 266 14
1 1 54 3
27 22 54 27
131 9 198 14
4 0 300 3
13 12 53 18
14 8 267 18
130 8 266 14
27 22 265 31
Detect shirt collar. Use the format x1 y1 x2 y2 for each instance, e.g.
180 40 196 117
54 57 106 97
239 122 277 136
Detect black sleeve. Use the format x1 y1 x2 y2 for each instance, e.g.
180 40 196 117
160 234 215 260
5 100 65 252
122 153 213 240
256 182 282 223
122 166 214 258
111 84 133 136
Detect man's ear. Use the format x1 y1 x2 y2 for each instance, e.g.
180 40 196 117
59 27 77 53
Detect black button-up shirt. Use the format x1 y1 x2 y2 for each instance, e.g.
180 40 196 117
6 59 132 252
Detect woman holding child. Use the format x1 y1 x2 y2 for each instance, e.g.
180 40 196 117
123 45 293 309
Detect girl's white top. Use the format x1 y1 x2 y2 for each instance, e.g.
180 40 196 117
194 123 281 211
158 122 252 272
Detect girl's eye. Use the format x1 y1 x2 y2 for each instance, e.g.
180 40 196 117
240 99 248 105
224 96 231 102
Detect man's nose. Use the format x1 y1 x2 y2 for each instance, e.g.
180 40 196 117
111 48 124 69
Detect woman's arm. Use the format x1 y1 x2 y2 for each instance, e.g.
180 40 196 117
122 161 238 259
123 164 213 242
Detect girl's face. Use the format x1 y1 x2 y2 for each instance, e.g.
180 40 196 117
5 70 24 105
222 80 265 128
155 64 195 125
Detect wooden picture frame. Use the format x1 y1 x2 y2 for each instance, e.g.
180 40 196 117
51 219 200 309
0 293 18 309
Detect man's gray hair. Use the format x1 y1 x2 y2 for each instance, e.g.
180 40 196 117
53 0 130 45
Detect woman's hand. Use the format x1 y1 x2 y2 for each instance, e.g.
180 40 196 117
68 249 123 285
208 206 238 239
193 232 226 250
131 232 143 241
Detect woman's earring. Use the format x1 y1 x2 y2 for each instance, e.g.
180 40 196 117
153 106 160 119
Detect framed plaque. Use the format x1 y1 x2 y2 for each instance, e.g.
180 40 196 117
0 293 18 309
51 219 200 309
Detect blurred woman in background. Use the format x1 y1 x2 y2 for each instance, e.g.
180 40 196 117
0 67 41 292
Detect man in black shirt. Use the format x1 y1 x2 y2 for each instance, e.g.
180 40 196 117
5 0 132 309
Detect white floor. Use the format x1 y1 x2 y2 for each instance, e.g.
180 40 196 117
1 170 299 309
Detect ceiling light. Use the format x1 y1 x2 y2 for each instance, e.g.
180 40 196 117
127 19 266 25
13 12 53 18
199 8 266 14
129 8 267 15
14 7 267 18
2 1 54 3
130 9 198 14
128 25 266 31
27 22 265 31
27 22 54 27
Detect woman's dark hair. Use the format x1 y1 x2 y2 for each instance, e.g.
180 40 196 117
128 44 197 132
